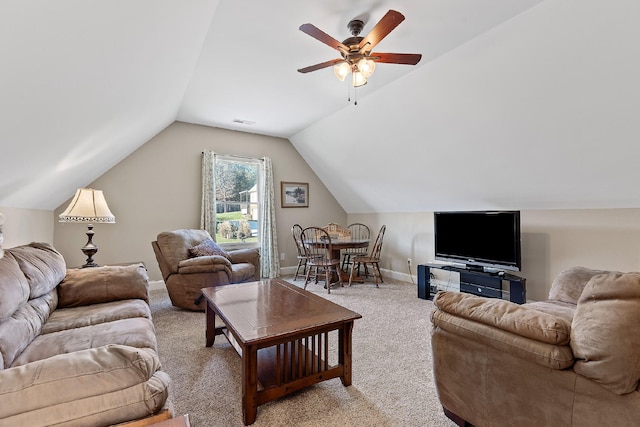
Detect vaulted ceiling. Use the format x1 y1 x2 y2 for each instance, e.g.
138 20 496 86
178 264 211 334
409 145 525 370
3 1 640 213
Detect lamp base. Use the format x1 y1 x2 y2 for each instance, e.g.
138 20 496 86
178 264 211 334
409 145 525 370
81 224 99 268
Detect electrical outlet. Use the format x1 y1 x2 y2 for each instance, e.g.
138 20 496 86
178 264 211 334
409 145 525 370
280 252 285 261
407 258 412 266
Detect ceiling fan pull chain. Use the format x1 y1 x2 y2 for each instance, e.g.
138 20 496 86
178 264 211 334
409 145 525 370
354 85 358 106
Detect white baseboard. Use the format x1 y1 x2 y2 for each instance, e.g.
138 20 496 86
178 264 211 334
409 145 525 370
149 280 165 291
279 266 415 285
148 269 416 292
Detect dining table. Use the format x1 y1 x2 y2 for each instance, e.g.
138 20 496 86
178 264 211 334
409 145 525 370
305 237 370 284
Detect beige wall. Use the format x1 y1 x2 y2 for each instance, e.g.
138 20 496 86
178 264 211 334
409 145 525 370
0 206 54 247
53 122 346 279
4 198 636 302
2 121 630 301
349 209 640 301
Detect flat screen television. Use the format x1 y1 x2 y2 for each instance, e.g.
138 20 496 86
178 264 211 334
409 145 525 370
434 210 522 272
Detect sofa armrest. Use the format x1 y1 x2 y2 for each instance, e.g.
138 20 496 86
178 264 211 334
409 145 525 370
433 291 571 344
228 247 260 266
432 291 575 369
0 345 169 426
58 264 149 308
177 255 233 276
179 255 231 268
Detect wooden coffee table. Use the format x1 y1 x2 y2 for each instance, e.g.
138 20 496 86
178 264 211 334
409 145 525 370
201 279 362 425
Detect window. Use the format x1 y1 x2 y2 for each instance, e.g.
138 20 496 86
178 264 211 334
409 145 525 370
214 155 262 245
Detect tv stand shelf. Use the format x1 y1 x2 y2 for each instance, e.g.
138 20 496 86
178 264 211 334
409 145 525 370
417 263 526 304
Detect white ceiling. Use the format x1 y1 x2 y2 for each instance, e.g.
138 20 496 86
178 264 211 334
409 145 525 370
3 0 640 213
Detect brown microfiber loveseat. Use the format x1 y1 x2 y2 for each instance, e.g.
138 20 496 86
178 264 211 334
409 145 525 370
431 266 640 427
0 242 170 427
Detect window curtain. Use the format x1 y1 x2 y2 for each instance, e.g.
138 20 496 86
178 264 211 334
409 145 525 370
200 150 216 238
260 157 280 278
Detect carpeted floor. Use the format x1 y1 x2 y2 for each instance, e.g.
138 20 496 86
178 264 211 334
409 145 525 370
149 275 456 427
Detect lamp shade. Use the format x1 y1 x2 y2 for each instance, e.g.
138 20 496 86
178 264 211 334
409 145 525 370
357 58 376 78
59 188 115 223
352 71 367 87
333 61 351 81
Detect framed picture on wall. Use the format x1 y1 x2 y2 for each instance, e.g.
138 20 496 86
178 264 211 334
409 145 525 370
281 182 309 208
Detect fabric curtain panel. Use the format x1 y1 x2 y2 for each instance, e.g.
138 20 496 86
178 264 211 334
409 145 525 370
200 150 216 237
260 157 279 278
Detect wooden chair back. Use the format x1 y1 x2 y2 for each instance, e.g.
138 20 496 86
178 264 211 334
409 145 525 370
347 225 387 288
345 223 370 253
291 224 305 257
369 225 386 261
301 226 343 292
301 226 333 262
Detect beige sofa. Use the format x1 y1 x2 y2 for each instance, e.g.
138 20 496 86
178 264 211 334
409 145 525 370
431 266 640 427
0 242 170 427
152 229 260 311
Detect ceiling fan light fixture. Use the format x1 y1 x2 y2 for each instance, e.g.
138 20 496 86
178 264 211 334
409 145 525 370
352 71 367 87
357 58 376 78
333 61 351 81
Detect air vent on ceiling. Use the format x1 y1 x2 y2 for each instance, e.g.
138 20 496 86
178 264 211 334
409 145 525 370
232 118 255 125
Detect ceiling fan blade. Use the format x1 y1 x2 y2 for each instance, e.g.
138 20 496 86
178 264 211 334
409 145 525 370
297 58 344 73
370 52 422 65
358 10 405 54
299 23 349 53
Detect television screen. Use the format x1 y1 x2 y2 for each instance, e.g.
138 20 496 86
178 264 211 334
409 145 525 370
434 211 521 271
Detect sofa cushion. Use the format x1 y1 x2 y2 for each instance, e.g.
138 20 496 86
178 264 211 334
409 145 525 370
11 317 157 367
0 345 169 426
0 253 30 323
42 299 151 334
58 264 149 308
525 300 576 325
7 242 66 299
571 272 640 394
0 291 57 370
548 266 609 305
189 238 231 260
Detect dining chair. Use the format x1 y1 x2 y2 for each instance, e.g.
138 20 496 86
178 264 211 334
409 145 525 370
341 223 371 272
291 224 316 281
301 226 342 294
348 225 386 287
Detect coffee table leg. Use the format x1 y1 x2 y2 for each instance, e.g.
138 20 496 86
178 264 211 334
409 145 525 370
339 321 354 386
205 300 216 347
242 344 258 425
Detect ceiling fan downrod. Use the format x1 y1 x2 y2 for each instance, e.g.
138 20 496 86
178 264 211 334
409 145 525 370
347 19 364 36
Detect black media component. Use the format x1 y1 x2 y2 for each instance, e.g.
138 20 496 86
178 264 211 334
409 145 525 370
434 210 522 272
417 264 429 299
417 263 526 304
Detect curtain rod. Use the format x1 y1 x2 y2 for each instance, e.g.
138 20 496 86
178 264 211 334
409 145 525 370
201 151 263 161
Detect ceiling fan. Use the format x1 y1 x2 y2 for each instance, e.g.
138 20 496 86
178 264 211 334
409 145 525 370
297 10 422 88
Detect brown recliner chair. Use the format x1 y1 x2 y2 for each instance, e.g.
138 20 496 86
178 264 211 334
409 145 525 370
151 229 260 311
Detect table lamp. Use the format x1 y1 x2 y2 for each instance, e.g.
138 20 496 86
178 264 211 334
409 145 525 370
59 188 115 268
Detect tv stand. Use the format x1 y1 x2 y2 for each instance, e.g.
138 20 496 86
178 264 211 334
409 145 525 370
417 263 526 304
464 264 485 273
